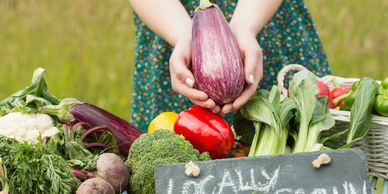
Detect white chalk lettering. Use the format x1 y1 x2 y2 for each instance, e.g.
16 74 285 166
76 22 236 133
363 181 367 194
343 181 349 194
332 187 338 194
182 175 214 194
294 188 306 194
348 183 356 194
311 188 327 194
167 179 173 194
343 181 357 194
274 188 293 194
162 166 367 194
250 168 259 190
235 169 254 191
216 170 237 194
235 167 280 192
256 166 280 192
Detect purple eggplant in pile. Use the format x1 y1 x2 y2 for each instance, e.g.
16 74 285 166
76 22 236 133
192 0 245 105
40 98 143 157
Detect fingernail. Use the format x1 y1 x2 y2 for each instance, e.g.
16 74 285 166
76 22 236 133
248 74 255 84
185 78 194 87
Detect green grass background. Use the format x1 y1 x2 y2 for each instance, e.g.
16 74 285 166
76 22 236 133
0 0 386 120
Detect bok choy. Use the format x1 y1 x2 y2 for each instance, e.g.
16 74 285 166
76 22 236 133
238 86 295 156
234 70 335 156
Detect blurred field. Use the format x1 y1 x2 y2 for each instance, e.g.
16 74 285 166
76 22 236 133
0 0 135 119
0 0 386 120
306 0 387 79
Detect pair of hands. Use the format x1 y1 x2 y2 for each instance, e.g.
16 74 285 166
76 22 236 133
169 27 263 116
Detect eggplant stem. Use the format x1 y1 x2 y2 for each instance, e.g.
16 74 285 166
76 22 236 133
81 125 109 141
197 0 215 10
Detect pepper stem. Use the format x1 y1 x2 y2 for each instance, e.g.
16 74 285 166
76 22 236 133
332 79 340 88
332 92 351 106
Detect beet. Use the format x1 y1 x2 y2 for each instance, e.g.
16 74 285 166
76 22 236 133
96 153 129 194
76 178 114 194
192 1 245 105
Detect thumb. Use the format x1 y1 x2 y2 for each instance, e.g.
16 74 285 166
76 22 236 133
182 72 195 88
170 55 196 88
243 49 259 85
243 48 262 85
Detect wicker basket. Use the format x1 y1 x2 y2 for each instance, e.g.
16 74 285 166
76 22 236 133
277 64 388 179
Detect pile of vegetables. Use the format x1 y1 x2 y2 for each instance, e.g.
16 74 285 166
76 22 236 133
234 70 381 156
0 68 143 194
1 0 386 192
0 67 218 194
0 1 243 192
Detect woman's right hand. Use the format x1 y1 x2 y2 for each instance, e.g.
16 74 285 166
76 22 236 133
169 30 219 113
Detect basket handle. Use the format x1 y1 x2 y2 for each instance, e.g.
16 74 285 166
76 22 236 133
277 64 307 97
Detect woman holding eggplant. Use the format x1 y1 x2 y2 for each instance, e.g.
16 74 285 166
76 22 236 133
129 0 330 131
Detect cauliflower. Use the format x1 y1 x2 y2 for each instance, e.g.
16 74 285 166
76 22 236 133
126 129 210 194
0 112 59 144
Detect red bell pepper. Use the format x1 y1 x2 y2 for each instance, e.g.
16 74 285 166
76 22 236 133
174 105 234 159
317 80 333 108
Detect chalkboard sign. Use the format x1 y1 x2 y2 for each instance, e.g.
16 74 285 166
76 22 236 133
155 149 370 194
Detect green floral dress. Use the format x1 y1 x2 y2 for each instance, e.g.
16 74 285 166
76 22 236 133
131 0 330 132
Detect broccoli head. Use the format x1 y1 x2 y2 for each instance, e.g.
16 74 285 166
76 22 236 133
126 129 210 194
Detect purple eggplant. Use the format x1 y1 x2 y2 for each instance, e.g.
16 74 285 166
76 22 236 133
192 0 245 105
40 98 143 157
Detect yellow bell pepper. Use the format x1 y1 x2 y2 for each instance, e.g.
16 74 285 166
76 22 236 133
148 112 179 133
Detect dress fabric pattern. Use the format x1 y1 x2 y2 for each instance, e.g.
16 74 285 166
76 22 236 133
131 0 331 132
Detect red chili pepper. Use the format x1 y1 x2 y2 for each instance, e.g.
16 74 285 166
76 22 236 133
174 105 234 159
331 87 351 108
232 152 247 158
317 80 333 108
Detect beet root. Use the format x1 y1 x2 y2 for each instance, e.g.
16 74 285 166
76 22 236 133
96 153 130 194
76 178 114 194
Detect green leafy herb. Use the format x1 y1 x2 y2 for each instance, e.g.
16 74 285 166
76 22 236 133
0 158 9 193
0 136 79 194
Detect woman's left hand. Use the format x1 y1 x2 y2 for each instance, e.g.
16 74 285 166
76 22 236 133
217 30 263 116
